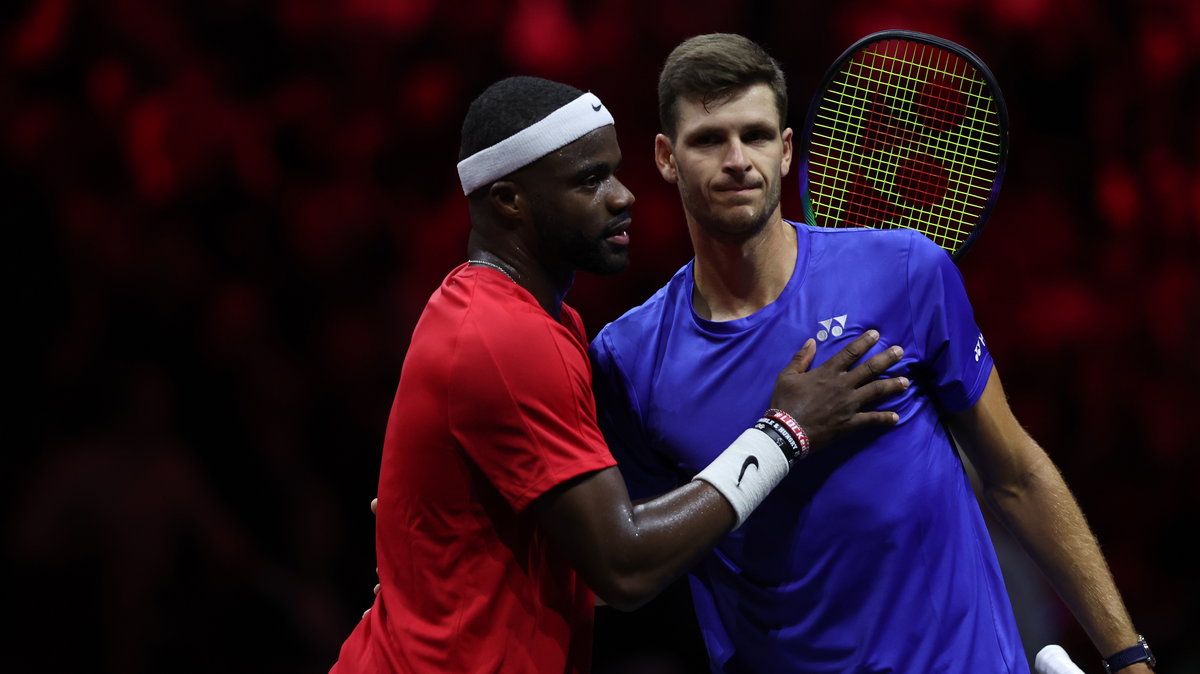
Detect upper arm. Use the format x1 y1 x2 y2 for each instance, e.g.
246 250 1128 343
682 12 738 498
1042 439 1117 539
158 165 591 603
948 366 1050 495
449 312 615 512
904 233 993 411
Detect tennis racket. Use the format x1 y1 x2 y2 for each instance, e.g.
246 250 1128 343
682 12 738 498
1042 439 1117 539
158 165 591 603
798 30 1008 260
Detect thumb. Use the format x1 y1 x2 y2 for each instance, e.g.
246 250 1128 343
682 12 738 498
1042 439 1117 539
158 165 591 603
788 338 817 373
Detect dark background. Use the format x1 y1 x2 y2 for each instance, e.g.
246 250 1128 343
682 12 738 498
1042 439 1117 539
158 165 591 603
5 0 1197 672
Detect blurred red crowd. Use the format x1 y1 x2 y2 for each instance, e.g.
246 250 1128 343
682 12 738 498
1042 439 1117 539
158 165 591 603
5 0 1197 672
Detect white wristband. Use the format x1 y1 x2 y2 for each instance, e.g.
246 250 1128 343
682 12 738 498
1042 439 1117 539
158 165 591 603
693 428 790 529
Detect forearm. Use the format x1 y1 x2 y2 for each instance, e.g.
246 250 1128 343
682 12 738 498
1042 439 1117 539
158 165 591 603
614 480 735 604
592 422 801 607
561 332 906 610
536 468 734 610
541 413 806 610
953 369 1149 670
983 446 1141 660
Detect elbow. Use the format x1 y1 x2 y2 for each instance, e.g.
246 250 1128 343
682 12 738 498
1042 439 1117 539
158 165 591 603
589 573 664 612
982 478 1031 519
983 481 1025 506
983 456 1055 506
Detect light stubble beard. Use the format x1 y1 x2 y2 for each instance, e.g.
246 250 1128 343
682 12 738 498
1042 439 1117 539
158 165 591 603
682 172 783 246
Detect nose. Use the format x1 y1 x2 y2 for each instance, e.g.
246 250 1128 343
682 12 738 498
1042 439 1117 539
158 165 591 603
723 139 751 174
609 177 635 211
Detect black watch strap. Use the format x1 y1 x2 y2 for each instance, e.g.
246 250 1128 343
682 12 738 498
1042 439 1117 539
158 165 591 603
1102 635 1155 673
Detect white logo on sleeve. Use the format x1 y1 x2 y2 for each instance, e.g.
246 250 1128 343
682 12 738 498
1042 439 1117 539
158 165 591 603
817 315 848 342
974 334 987 362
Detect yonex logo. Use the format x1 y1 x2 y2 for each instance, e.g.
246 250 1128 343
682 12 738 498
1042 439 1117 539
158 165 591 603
816 315 848 342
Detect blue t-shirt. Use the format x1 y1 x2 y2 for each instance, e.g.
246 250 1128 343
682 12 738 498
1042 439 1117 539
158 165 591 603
589 222 1029 673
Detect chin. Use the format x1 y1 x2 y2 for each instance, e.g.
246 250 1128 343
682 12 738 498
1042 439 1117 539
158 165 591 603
582 252 630 276
708 212 769 239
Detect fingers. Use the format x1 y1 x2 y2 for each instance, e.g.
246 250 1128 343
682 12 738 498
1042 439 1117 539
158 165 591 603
855 376 910 405
823 329 880 371
364 564 381 618
786 338 817 373
848 344 904 385
368 499 379 613
819 330 903 386
845 410 902 430
844 378 909 431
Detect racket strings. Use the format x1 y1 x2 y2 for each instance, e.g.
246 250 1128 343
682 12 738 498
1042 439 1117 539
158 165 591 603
878 45 986 243
814 57 993 243
807 38 1003 253
819 61 1001 163
827 62 996 202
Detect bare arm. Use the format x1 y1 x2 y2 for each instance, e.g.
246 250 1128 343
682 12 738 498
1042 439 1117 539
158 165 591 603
535 330 909 611
949 367 1151 673
534 467 733 610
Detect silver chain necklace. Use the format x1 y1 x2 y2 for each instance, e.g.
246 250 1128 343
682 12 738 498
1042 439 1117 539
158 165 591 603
467 259 516 283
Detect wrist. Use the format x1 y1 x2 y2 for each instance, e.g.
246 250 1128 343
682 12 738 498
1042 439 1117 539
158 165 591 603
692 426 790 529
1102 635 1155 673
763 408 811 461
691 410 814 530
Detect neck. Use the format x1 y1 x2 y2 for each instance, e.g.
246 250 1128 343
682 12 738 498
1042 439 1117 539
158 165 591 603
688 214 797 322
467 231 573 320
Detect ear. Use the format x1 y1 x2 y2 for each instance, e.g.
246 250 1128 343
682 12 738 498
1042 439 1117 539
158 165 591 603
780 127 794 178
488 181 522 221
654 133 678 184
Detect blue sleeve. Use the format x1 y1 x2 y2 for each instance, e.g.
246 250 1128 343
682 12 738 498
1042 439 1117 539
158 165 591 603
907 235 993 412
589 329 682 500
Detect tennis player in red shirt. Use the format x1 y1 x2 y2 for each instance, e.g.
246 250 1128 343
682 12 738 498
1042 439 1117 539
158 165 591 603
328 75 909 673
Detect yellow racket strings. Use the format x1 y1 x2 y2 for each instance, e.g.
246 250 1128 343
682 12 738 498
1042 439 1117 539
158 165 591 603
809 39 1002 251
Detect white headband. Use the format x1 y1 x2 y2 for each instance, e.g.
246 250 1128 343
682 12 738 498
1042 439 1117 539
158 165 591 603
456 92 615 195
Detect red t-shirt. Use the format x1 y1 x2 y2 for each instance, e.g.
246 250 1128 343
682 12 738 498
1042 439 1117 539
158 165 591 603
330 264 616 673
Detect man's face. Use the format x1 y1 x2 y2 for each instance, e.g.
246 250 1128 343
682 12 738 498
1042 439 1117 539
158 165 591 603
521 125 635 275
657 83 792 241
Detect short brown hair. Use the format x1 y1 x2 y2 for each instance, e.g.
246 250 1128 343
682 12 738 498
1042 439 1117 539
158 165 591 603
658 33 788 140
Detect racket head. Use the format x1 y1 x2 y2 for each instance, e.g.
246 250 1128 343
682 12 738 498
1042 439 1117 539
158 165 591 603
798 30 1009 260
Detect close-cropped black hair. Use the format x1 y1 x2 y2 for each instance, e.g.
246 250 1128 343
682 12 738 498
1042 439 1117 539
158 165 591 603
459 76 584 162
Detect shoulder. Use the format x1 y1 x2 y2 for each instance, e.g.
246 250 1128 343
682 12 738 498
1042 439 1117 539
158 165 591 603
591 262 691 361
799 221 936 257
448 273 585 369
798 222 951 278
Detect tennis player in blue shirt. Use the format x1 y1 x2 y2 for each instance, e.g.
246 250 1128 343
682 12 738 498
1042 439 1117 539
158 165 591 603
589 33 1152 673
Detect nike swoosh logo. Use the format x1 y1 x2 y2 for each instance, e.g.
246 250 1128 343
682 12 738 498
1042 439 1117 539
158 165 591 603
591 103 602 111
737 455 759 486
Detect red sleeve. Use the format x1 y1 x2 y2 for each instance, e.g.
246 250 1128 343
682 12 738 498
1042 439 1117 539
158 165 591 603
447 290 615 512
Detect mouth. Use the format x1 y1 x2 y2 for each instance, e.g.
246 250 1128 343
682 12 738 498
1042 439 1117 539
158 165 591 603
604 216 632 246
716 183 763 195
